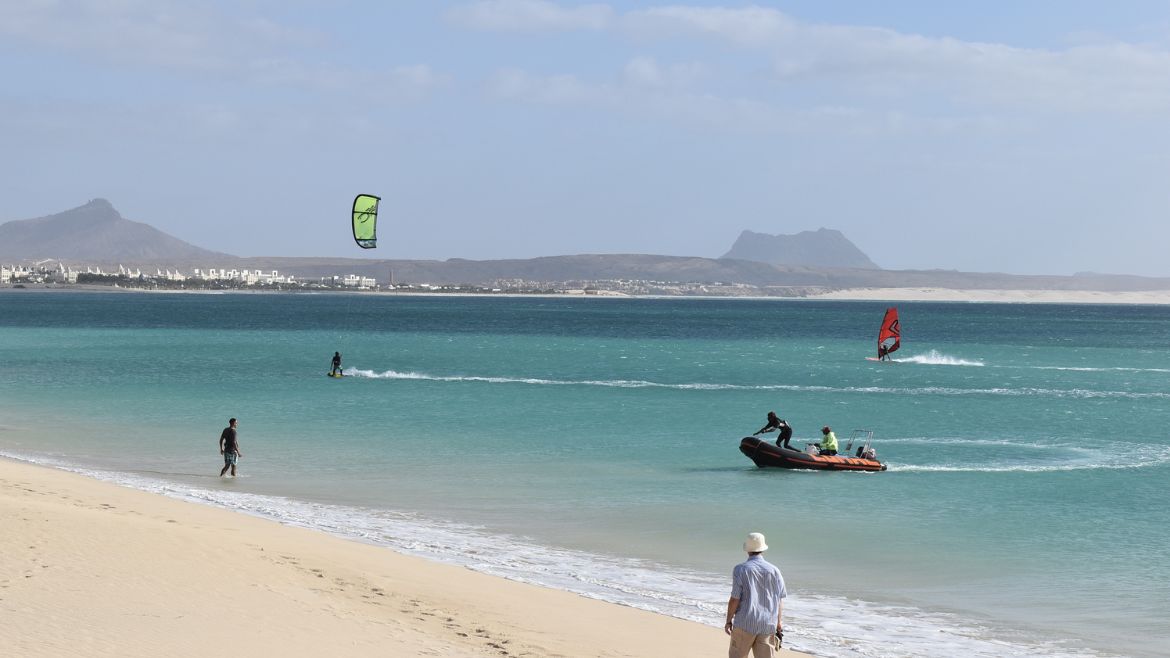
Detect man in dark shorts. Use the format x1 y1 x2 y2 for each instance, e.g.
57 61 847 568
330 352 343 376
219 417 243 477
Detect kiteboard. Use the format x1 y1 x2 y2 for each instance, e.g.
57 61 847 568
327 372 344 378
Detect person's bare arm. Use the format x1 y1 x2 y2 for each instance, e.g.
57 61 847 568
725 597 739 635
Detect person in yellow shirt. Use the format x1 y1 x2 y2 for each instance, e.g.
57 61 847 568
817 426 838 456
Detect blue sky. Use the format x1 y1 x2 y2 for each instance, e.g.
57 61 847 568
2 1 1169 276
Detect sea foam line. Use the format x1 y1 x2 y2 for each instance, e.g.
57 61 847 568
1031 366 1170 373
893 351 1170 372
894 350 985 366
347 369 1170 400
0 450 1114 658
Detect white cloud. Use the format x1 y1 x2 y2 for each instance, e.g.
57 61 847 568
0 0 445 103
456 2 1170 115
623 56 664 87
446 0 613 32
622 5 797 47
487 66 996 136
489 68 612 105
621 56 707 89
245 59 448 102
619 5 1170 114
1 1 247 70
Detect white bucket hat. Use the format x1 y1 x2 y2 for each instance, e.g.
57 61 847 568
743 532 768 552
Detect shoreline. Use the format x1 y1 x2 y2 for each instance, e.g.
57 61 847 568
803 286 1170 305
0 456 808 658
7 282 1170 304
1 292 1154 656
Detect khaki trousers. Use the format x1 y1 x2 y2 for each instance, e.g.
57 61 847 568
728 625 778 658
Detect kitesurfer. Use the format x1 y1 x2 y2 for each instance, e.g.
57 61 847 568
754 412 794 449
330 352 343 376
816 426 838 456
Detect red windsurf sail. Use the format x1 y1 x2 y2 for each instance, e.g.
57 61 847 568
878 307 900 357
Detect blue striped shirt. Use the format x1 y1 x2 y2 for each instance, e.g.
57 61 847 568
730 555 786 636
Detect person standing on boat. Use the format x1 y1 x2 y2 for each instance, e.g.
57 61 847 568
817 426 838 456
725 532 787 657
753 412 793 450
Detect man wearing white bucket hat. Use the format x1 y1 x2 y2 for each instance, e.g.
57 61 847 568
725 532 787 657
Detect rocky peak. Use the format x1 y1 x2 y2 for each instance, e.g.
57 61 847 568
722 228 879 269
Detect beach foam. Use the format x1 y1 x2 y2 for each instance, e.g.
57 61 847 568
0 450 1117 658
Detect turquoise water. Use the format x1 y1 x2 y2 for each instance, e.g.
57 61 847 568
1 291 1168 657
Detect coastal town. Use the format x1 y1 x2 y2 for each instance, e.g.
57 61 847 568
1 262 376 290
0 261 784 297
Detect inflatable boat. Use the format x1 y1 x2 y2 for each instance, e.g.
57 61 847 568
739 436 887 472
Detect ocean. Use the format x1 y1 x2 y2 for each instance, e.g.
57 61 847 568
1 291 1167 657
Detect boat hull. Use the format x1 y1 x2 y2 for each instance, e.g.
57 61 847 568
739 437 886 472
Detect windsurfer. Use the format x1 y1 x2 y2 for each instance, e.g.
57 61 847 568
876 307 901 361
816 426 838 456
754 412 794 450
330 351 343 376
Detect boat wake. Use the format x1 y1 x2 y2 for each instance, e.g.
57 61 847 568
890 443 1170 474
346 368 740 390
345 369 1170 400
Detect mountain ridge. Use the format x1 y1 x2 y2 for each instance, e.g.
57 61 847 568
0 199 232 264
722 228 879 269
4 200 1170 293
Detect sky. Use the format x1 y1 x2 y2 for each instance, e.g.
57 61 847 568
2 1 1169 276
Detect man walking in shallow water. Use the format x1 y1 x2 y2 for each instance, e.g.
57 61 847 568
219 417 242 477
726 532 786 658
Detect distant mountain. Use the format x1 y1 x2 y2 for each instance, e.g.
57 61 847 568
722 228 879 269
215 254 1170 294
237 254 815 287
0 199 232 264
7 200 1170 294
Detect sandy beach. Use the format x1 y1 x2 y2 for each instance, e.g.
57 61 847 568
804 287 1170 304
8 282 1170 305
0 457 806 658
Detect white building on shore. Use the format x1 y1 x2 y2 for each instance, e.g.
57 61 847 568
2 265 34 283
334 274 377 288
191 268 292 285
